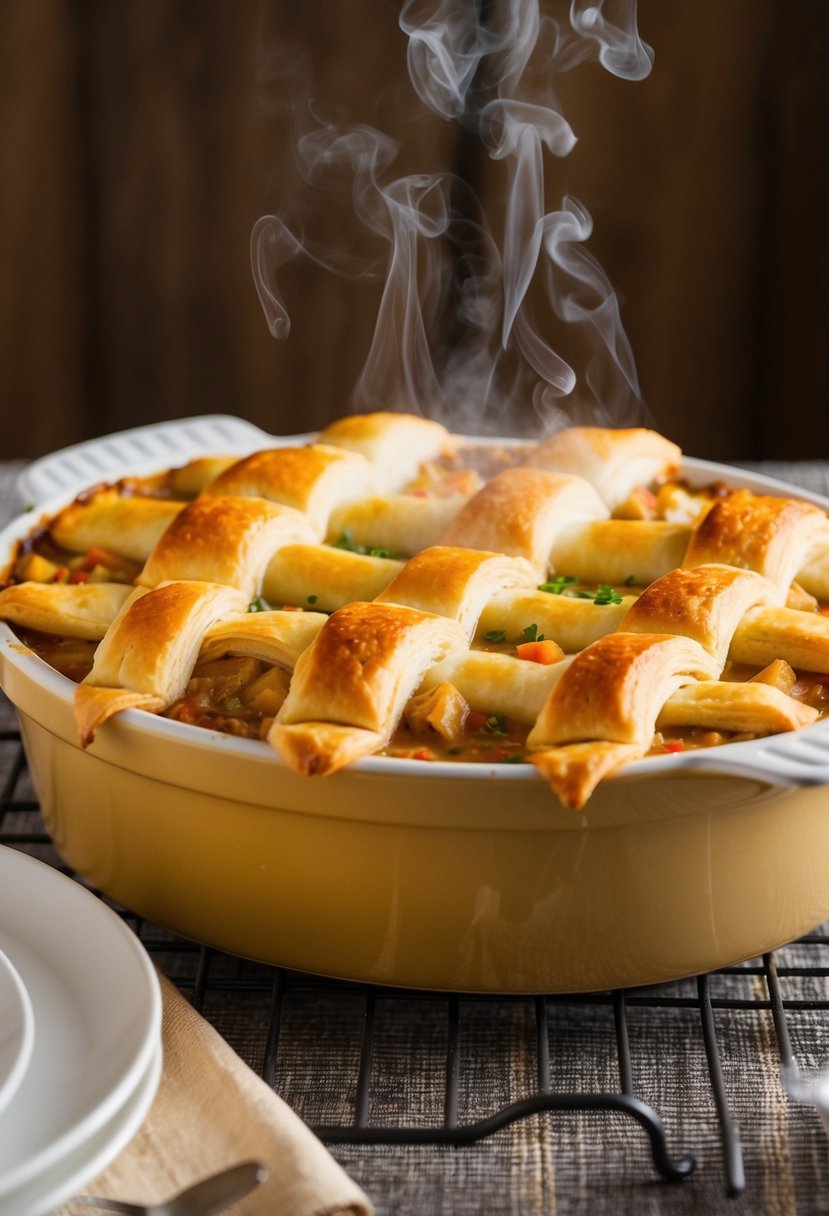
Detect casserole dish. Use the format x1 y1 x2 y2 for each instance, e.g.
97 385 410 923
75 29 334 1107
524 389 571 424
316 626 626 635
2 417 829 994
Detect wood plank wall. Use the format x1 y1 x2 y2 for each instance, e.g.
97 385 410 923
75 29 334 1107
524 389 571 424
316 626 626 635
1 0 827 461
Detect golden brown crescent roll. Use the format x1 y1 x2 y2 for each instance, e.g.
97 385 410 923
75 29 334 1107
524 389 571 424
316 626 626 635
0 582 132 641
683 491 829 593
199 610 327 668
76 581 246 745
419 650 571 723
137 496 317 601
549 520 689 586
656 682 819 733
527 633 719 807
797 540 829 601
203 444 377 537
271 601 467 775
730 605 829 672
168 456 238 498
620 564 779 666
476 589 634 653
262 545 404 612
375 547 537 638
440 469 608 579
318 411 451 491
50 491 185 563
522 426 681 511
327 494 465 556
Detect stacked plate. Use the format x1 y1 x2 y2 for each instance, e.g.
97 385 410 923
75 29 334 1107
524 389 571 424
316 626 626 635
0 846 162 1216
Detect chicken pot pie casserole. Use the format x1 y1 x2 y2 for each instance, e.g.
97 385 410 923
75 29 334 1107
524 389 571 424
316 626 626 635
2 412 828 810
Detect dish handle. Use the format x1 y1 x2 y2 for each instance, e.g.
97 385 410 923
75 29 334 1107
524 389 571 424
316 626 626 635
17 415 280 508
680 733 829 788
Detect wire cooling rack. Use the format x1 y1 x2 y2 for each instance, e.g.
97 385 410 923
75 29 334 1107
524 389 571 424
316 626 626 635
2 717 828 1201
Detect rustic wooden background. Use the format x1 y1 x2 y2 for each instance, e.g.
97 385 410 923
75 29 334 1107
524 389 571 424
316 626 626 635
1 0 827 461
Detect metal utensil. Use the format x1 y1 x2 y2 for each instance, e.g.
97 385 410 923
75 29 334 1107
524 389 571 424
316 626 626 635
75 1160 267 1216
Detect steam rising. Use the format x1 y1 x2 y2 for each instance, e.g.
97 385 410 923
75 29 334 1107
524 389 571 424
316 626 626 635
252 1 653 432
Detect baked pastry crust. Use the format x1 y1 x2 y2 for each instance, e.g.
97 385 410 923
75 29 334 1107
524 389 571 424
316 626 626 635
76 581 246 745
441 469 608 578
375 546 537 638
318 411 451 491
522 426 681 510
137 496 317 601
272 601 467 774
0 582 132 641
203 444 377 537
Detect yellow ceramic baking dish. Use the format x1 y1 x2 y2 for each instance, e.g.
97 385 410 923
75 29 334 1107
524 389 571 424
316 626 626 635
2 418 829 993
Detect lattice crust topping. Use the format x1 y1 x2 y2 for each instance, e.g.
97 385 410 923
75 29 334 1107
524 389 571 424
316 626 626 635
2 410 829 810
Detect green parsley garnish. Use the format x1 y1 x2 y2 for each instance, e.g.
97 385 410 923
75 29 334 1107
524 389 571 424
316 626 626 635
307 594 318 604
484 712 507 735
483 629 507 644
332 528 399 560
248 596 271 613
504 754 527 764
593 584 623 606
519 623 545 643
538 576 577 595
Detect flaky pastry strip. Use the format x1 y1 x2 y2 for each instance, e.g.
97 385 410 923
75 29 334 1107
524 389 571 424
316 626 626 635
522 426 681 511
529 743 646 811
0 582 132 641
326 495 465 556
137 496 317 601
730 605 829 672
683 491 829 593
620 564 779 666
199 610 328 668
656 683 819 733
375 547 537 639
318 412 451 492
477 589 633 653
271 601 467 775
203 444 377 537
528 633 719 750
419 650 571 724
76 581 246 746
50 491 185 563
549 520 689 586
441 469 608 579
262 545 404 613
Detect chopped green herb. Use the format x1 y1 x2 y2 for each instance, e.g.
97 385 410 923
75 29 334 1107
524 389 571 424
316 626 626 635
247 596 271 613
222 696 244 713
593 584 623 606
332 529 398 560
484 712 507 735
307 594 318 604
483 629 508 644
624 574 637 586
538 576 577 595
519 624 546 643
573 590 594 599
447 746 464 755
504 754 527 764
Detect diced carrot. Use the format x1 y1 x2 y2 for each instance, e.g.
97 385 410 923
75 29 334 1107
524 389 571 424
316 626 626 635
413 748 433 761
515 639 565 665
663 739 685 754
411 488 429 499
68 569 90 584
82 546 119 570
465 710 488 733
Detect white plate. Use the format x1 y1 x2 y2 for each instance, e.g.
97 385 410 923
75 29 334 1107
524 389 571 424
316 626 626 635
0 946 34 1117
0 1042 163 1216
0 846 161 1198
